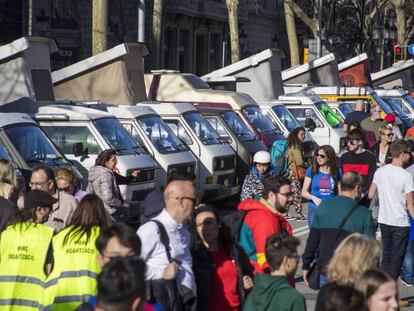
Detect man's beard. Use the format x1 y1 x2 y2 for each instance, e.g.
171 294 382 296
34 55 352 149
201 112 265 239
275 199 289 214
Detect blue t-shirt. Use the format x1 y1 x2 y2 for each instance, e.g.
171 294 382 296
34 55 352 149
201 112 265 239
306 166 342 209
409 215 414 241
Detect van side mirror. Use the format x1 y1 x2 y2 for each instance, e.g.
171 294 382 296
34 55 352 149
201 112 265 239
305 118 316 132
73 143 89 162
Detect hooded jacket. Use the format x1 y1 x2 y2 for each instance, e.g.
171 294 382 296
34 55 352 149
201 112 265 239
240 167 277 201
244 274 306 311
87 165 123 214
238 199 292 272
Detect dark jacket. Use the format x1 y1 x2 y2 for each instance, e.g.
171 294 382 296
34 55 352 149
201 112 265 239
302 195 374 275
0 197 16 232
192 243 254 311
373 142 392 165
244 274 306 311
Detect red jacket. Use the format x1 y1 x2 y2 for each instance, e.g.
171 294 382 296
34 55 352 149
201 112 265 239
238 199 292 273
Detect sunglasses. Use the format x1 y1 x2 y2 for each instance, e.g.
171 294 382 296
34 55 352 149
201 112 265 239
347 139 359 146
381 133 393 137
58 185 72 193
316 153 327 159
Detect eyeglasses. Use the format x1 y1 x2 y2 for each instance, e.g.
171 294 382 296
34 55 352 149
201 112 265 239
278 192 293 198
316 153 327 159
176 196 198 205
373 110 382 113
29 179 51 188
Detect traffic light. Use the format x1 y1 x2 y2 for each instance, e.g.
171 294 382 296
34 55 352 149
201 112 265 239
394 45 403 63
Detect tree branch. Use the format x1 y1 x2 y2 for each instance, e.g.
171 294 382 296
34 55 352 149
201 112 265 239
285 0 317 37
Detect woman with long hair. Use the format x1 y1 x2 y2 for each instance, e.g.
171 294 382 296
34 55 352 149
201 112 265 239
287 127 307 220
55 168 87 202
0 159 24 208
44 194 112 310
87 149 139 219
374 124 393 167
191 205 254 311
356 269 398 311
315 233 381 310
301 145 341 226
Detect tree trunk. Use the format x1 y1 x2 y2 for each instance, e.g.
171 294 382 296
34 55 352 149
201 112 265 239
284 0 300 65
152 0 163 69
92 0 108 55
226 0 240 64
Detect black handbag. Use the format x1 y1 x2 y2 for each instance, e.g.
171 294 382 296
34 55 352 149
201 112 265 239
146 220 196 311
306 202 360 290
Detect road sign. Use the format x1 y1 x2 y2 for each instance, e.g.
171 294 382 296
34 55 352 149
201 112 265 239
408 44 414 55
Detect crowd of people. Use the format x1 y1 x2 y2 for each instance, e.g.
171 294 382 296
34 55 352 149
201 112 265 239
0 101 414 311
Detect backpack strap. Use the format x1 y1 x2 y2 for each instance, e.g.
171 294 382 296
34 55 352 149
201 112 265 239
328 202 360 249
150 219 173 263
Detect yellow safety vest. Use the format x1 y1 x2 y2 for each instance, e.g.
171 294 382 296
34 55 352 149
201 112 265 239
0 222 54 310
44 226 101 311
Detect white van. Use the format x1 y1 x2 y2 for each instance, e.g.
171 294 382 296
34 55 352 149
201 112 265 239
257 100 318 160
279 95 347 153
0 112 82 186
140 102 240 201
82 103 198 187
35 105 158 209
375 88 414 120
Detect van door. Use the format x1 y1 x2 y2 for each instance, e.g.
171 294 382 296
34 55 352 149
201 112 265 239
42 123 102 171
287 106 330 146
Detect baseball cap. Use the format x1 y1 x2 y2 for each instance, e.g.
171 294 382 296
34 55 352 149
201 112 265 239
24 189 58 210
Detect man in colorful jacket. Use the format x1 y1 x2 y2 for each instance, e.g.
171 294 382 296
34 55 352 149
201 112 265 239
238 175 293 273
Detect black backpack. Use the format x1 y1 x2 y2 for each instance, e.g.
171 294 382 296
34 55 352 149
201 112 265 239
222 210 247 244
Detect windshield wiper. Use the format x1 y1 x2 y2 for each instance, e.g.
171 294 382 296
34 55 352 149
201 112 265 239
201 137 218 144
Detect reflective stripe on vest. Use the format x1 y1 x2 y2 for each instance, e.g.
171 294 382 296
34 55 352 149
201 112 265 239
0 222 54 309
44 226 101 310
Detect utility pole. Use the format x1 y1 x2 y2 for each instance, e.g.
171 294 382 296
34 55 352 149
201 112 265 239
316 0 323 58
138 0 145 42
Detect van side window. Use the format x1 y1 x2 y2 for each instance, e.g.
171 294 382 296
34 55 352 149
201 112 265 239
287 108 324 128
42 126 101 155
206 117 232 143
164 120 193 145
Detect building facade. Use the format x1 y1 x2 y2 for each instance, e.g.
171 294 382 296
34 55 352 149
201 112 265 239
0 0 290 74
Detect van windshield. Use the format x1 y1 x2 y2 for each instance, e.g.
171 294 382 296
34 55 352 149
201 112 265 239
183 112 221 145
372 93 393 114
384 98 408 117
314 102 343 128
242 106 278 133
0 144 11 161
404 95 414 110
5 124 67 167
272 105 301 132
137 116 187 153
93 118 146 156
221 111 256 142
184 75 210 89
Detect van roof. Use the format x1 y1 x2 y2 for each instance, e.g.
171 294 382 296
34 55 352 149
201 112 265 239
257 99 301 109
0 113 37 127
371 59 414 82
37 105 113 121
138 102 198 115
281 53 337 83
52 42 148 105
279 94 323 105
284 85 373 96
375 88 408 96
203 49 276 78
338 53 368 71
105 105 158 119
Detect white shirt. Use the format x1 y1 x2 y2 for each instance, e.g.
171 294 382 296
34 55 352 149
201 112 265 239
137 209 196 294
373 164 414 227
